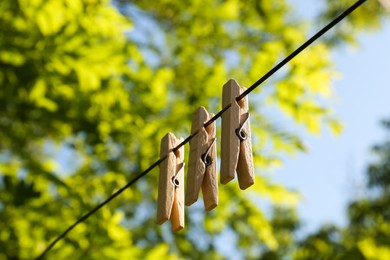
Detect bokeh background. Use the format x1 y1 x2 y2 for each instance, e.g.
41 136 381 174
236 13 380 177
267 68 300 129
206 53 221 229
0 0 389 259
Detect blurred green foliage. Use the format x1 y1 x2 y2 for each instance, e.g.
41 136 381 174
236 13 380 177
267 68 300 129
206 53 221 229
0 0 385 259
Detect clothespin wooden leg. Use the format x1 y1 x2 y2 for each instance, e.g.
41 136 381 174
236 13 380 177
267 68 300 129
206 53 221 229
171 157 185 231
236 88 254 190
201 115 218 210
157 132 185 232
186 107 218 211
220 79 254 190
221 80 241 184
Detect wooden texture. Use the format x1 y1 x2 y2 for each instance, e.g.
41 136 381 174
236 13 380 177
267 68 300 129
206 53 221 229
220 79 254 190
186 106 218 211
236 94 254 189
201 111 218 210
157 132 185 232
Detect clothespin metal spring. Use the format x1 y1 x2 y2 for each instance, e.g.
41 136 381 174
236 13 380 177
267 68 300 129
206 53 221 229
171 162 185 188
201 138 216 167
235 113 249 142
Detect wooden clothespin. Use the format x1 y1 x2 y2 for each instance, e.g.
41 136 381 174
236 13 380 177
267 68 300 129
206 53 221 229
220 79 254 190
186 106 218 211
157 132 185 232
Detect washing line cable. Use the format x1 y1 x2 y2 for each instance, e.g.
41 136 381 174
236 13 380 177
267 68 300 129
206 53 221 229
36 0 367 258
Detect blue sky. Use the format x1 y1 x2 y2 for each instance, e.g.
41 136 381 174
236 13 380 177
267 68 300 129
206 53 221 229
275 18 390 233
